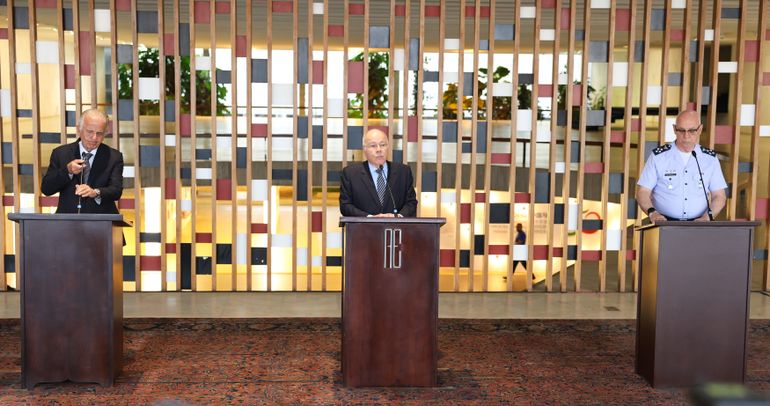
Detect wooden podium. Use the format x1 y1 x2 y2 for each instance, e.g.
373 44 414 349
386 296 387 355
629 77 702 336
340 217 445 387
9 213 129 388
635 221 758 388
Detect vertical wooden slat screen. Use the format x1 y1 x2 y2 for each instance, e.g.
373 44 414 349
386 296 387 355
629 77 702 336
1 1 770 294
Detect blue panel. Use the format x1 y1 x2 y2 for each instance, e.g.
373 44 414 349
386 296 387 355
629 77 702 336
582 219 603 231
701 86 710 105
589 41 609 62
459 250 470 267
139 233 162 243
651 9 666 31
557 110 567 127
571 141 580 163
634 41 645 62
140 145 161 168
216 69 231 84
477 122 487 153
392 149 403 164
690 40 699 62
236 147 247 168
297 38 309 84
39 133 61 144
196 257 212 275
479 40 489 51
442 121 457 142
252 59 268 83
297 117 308 139
13 7 29 29
178 23 190 56
16 109 32 118
721 8 740 19
63 8 74 31
738 162 752 173
535 172 550 203
180 167 191 179
474 235 485 255
117 44 133 64
554 203 564 224
195 149 211 161
567 245 578 260
575 30 584 41
754 249 768 260
422 171 437 192
461 142 472 153
463 72 474 97
489 203 510 224
628 197 638 218
272 169 293 180
118 99 133 121
123 256 135 281
369 26 390 48
327 170 341 183
667 73 683 86
312 125 324 149
251 247 267 265
325 256 342 267
644 141 658 160
609 173 624 194
180 244 191 288
518 74 533 85
216 244 232 264
4 255 14 274
137 11 158 33
587 110 605 127
2 143 12 164
66 111 77 127
424 71 439 82
164 100 176 122
494 24 514 41
348 126 363 149
297 169 308 201
409 38 420 71
19 164 33 175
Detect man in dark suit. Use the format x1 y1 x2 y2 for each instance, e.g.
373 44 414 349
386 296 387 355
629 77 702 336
41 109 124 214
340 128 418 217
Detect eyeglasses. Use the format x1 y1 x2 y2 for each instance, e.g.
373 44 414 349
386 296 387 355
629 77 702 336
365 142 389 149
673 125 702 135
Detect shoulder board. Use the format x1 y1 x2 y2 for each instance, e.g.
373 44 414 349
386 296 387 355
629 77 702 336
652 144 671 155
699 146 717 157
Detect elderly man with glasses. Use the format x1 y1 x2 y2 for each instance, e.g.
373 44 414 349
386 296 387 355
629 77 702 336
636 110 727 223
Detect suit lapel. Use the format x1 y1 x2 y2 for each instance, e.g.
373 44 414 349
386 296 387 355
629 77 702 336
88 143 110 186
360 161 381 206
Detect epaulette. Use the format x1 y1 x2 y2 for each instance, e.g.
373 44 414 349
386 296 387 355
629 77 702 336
652 144 671 155
699 145 717 157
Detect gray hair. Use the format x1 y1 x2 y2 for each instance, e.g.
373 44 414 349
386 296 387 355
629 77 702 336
77 108 109 131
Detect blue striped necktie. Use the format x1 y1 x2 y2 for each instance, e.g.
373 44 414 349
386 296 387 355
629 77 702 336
376 167 386 205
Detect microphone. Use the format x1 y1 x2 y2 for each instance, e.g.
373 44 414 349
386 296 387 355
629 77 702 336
77 151 91 213
379 165 398 215
691 150 713 221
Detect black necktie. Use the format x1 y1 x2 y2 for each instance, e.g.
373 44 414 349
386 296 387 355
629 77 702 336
82 152 93 184
376 167 386 205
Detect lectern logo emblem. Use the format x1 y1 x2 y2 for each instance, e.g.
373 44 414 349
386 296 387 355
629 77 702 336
384 228 402 269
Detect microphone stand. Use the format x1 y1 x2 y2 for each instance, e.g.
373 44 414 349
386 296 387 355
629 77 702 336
691 150 713 221
380 165 398 215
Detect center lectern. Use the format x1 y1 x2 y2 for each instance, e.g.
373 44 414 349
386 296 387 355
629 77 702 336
9 213 129 388
340 217 445 387
635 220 758 388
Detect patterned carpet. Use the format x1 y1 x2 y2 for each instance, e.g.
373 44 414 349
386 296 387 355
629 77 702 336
0 318 768 404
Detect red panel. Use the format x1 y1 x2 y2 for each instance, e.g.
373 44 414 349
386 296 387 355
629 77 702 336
39 196 59 207
616 9 631 32
714 125 734 145
165 178 176 199
572 84 582 106
251 223 268 233
560 8 571 30
552 247 563 258
252 123 268 137
36 0 58 8
670 29 685 41
425 5 441 17
118 198 135 209
514 193 530 203
581 250 602 261
2 196 13 206
78 31 92 76
312 60 325 84
626 250 636 261
533 245 549 260
610 130 625 144
763 73 770 86
235 35 247 57
348 60 365 94
542 0 556 8
475 192 486 203
272 1 293 13
631 118 641 132
408 116 418 142
395 4 406 17
460 203 471 223
766 29 770 41
744 40 759 62
216 179 232 200
349 4 365 15
181 114 192 137
140 256 162 271
166 243 177 254
491 153 511 164
194 1 210 23
64 64 76 89
0 29 7 40
163 34 175 54
464 6 490 18
584 162 604 174
116 0 132 11
312 211 322 232
488 245 509 255
195 233 212 243
328 25 344 37
755 198 769 220
215 1 230 14
538 84 553 97
440 249 455 267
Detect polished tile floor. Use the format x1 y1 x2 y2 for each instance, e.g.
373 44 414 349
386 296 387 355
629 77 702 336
1 291 769 319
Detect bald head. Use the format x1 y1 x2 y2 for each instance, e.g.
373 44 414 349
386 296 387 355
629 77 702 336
362 128 389 167
672 109 703 153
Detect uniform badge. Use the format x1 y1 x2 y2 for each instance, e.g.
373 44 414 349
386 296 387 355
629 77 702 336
653 144 671 155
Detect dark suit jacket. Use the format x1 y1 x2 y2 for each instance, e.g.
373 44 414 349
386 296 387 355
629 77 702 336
340 161 418 217
41 140 124 214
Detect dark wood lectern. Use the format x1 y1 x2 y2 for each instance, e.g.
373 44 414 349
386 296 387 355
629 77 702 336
9 213 129 388
635 221 758 388
340 217 445 387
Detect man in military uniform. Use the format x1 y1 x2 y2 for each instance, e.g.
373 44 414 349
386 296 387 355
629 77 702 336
636 110 727 222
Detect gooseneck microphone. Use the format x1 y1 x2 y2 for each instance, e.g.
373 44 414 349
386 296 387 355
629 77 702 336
379 165 398 215
691 150 713 221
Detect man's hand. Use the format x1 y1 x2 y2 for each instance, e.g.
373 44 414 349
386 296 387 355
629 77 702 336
648 211 667 223
67 159 86 175
75 184 98 198
373 213 397 218
694 213 711 221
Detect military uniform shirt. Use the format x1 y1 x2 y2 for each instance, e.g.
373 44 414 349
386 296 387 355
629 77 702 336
637 142 727 220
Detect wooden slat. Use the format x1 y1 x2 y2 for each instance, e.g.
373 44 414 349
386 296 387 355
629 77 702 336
7 0 22 289
189 0 198 291
482 0 495 291
307 0 314 291
727 0 747 220
72 0 82 119
158 0 168 291
455 0 464 290
131 0 142 290
546 0 562 292
109 1 119 149
506 0 520 292
174 0 183 291
705 0 722 150
89 0 96 108
245 0 254 291
416 0 425 207
28 1 41 214
230 0 238 291
210 0 219 291
266 0 274 291
320 0 329 291
526 1 541 292
401 0 411 168
292 0 299 291
680 0 693 110
658 1 673 145
574 0 591 292
694 0 708 116
469 1 484 289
